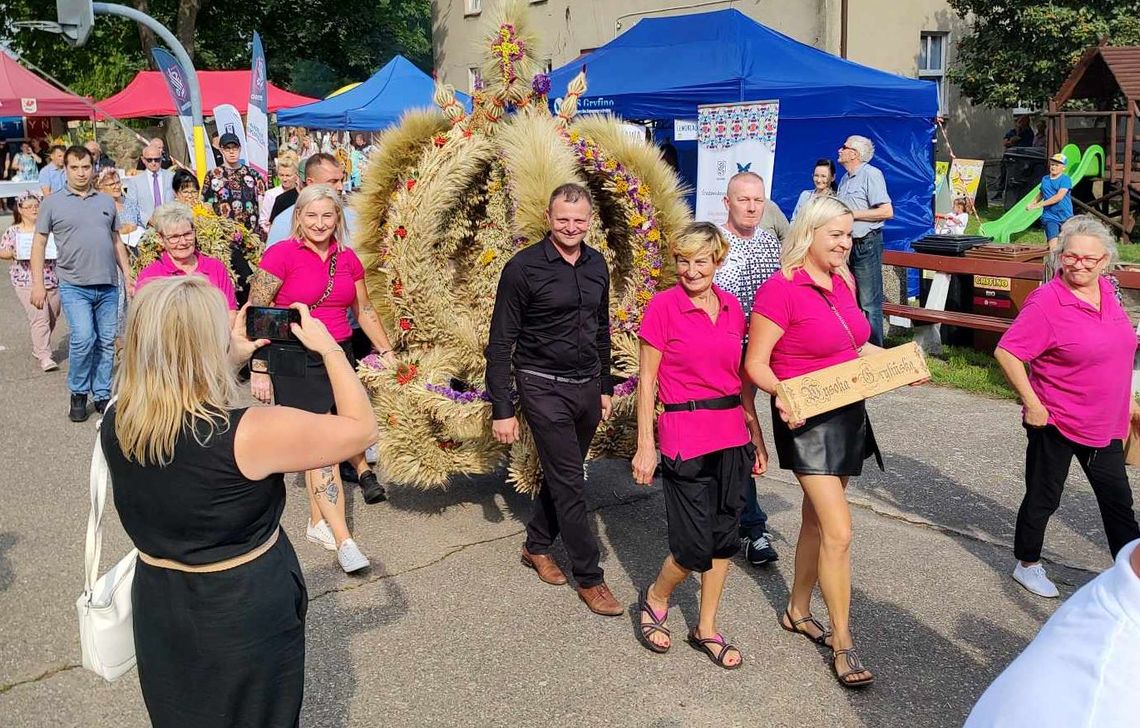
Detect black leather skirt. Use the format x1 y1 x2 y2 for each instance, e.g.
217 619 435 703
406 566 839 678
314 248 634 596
770 398 884 476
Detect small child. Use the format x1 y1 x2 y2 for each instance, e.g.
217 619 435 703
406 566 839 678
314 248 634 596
936 197 969 235
1027 153 1073 249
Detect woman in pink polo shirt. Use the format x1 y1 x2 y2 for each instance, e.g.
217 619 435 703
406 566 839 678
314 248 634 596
135 203 237 322
745 195 882 688
996 215 1140 599
247 184 399 575
631 222 768 669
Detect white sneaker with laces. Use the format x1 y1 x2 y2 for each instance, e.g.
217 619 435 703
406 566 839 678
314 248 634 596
305 519 337 551
337 538 370 573
40 358 59 372
1012 562 1060 598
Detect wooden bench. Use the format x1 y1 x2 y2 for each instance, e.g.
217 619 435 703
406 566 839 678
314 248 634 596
881 303 1011 333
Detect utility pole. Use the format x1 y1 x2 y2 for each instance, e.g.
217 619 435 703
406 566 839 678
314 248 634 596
18 1 210 181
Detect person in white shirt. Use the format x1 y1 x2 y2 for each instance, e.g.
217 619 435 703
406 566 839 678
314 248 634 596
964 538 1140 728
935 197 969 236
259 151 300 235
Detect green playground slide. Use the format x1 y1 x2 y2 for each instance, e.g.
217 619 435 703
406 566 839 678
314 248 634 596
979 143 1104 243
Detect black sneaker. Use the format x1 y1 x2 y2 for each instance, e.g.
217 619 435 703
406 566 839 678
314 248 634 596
69 394 89 422
94 399 109 414
742 532 779 566
339 462 359 483
358 469 388 504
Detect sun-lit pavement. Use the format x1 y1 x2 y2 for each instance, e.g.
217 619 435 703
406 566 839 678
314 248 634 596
0 264 1128 727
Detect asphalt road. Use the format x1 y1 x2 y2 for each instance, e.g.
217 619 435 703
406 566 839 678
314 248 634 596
0 252 1130 727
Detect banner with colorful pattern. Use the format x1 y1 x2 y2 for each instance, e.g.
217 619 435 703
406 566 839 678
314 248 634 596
695 100 780 224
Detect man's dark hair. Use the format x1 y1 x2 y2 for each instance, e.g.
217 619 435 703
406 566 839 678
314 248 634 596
64 145 92 164
304 152 340 180
49 144 67 155
547 182 594 211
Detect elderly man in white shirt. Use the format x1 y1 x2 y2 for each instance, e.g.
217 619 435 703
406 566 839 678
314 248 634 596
964 538 1140 727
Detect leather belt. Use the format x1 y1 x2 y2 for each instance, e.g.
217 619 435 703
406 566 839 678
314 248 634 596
662 394 742 413
517 368 595 385
138 527 279 573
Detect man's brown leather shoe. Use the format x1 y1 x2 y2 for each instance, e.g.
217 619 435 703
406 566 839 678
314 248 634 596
576 582 623 616
521 548 568 585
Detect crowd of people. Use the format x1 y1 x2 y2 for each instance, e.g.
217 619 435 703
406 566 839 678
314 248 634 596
2 122 1138 726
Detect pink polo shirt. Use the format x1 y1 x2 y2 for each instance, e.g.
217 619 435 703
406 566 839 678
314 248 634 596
639 284 750 460
136 251 237 310
257 238 364 342
753 268 870 380
998 276 1136 447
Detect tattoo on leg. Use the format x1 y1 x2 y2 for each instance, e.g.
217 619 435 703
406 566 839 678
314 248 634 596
314 466 339 505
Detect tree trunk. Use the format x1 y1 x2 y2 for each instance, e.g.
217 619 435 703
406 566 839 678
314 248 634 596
176 0 203 63
131 0 156 63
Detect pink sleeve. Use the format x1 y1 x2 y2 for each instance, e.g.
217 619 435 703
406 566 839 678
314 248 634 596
345 248 365 282
998 301 1054 361
753 275 792 330
638 293 669 352
135 261 162 288
257 244 288 280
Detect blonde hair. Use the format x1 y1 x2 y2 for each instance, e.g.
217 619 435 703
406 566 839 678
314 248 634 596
276 150 300 172
780 195 855 285
113 276 238 465
672 221 730 264
290 183 347 243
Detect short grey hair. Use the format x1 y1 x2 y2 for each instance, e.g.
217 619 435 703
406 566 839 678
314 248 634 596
1055 214 1118 268
151 202 195 237
726 171 767 196
847 135 874 162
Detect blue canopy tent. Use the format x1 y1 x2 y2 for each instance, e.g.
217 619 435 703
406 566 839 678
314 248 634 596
278 55 472 131
548 9 938 248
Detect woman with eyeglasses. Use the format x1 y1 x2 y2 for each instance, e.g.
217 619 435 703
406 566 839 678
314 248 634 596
172 168 202 206
995 215 1140 599
96 168 143 340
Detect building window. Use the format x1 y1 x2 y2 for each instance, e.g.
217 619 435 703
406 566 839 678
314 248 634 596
465 0 481 16
919 32 948 113
468 67 483 93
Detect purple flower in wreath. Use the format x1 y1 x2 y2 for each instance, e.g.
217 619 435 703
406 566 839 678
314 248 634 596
532 73 551 97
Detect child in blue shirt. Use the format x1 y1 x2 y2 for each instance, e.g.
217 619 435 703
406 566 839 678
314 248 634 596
1026 153 1073 248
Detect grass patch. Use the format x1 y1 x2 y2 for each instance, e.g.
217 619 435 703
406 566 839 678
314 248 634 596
885 332 1016 400
967 204 1140 262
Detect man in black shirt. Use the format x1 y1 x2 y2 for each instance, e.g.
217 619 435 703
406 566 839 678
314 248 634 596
485 183 621 617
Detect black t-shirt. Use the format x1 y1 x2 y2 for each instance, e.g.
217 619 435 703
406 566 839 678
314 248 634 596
270 188 299 223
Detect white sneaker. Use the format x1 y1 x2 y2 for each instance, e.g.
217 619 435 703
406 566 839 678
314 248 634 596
337 538 370 573
1013 562 1060 598
305 519 337 551
40 358 59 372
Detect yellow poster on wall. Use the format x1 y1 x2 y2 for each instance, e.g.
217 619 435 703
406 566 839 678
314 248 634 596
949 159 985 203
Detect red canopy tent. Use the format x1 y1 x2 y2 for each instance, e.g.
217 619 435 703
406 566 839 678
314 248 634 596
96 70 316 118
0 52 93 117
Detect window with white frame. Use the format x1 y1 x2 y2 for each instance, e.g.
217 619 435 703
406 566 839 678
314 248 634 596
468 67 483 93
919 32 948 113
465 0 481 15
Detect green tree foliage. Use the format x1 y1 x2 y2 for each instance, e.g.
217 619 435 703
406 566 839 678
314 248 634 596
947 1 1140 109
0 0 431 100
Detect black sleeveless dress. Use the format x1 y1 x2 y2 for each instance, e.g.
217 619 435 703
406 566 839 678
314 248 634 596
101 407 306 728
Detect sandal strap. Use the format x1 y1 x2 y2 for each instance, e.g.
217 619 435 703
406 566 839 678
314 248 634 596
639 590 669 626
640 622 671 639
834 648 869 680
692 632 739 665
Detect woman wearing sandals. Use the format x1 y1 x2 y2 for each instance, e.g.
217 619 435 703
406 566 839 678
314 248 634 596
745 195 885 688
631 222 768 669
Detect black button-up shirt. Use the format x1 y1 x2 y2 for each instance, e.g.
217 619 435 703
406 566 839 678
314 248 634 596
485 236 613 419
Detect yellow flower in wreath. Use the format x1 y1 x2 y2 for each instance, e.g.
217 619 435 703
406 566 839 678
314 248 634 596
478 249 498 265
646 228 661 243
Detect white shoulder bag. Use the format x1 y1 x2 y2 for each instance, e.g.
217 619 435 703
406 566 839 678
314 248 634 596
76 412 138 681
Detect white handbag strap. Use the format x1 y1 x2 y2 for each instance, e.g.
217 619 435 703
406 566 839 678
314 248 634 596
84 402 116 593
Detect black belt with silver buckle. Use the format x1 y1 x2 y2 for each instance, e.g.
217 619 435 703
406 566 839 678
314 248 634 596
661 394 742 413
517 368 595 385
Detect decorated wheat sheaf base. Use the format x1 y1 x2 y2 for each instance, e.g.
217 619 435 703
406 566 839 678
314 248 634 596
130 203 262 285
354 1 689 493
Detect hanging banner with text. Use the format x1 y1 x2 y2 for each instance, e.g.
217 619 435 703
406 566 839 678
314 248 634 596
695 100 780 225
246 31 270 182
150 48 208 171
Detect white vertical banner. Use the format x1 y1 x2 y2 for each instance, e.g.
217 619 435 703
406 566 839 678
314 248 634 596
213 104 249 163
695 100 780 225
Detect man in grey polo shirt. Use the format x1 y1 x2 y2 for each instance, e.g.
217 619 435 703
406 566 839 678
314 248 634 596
30 145 132 422
837 134 893 346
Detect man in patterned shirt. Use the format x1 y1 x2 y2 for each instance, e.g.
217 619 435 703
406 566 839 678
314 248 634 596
714 170 781 566
201 132 263 233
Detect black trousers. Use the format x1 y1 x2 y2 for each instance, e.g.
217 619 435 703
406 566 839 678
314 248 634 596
1015 424 1140 563
661 444 753 573
517 372 604 587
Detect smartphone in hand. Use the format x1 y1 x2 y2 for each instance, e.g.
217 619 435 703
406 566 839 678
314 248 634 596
246 306 301 342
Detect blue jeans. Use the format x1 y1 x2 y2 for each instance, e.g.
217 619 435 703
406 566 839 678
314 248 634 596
59 283 118 400
850 228 884 346
739 478 770 539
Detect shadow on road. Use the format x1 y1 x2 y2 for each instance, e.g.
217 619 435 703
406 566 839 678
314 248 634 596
0 531 15 591
386 470 533 525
